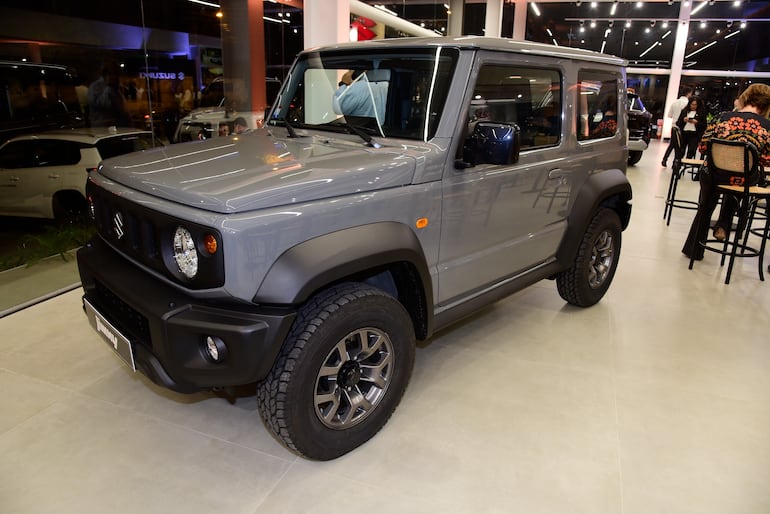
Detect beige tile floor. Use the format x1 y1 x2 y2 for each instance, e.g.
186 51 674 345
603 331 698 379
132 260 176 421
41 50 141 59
1 139 769 514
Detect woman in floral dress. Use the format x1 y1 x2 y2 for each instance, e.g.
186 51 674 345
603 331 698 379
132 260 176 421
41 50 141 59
682 83 770 260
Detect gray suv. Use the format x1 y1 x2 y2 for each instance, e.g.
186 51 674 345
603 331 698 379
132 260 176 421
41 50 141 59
77 37 632 461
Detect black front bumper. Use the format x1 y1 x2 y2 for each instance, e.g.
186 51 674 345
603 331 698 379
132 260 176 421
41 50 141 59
77 237 296 393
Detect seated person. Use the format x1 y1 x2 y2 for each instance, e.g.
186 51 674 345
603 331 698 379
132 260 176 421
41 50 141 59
233 116 249 134
218 123 230 137
682 83 770 260
333 70 388 124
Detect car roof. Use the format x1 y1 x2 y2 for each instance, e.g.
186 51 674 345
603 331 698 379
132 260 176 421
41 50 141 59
305 35 627 67
4 127 154 145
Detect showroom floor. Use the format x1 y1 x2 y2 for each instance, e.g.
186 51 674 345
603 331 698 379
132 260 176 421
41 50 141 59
1 139 769 514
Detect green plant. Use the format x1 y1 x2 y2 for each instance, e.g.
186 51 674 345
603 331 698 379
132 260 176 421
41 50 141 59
0 218 95 271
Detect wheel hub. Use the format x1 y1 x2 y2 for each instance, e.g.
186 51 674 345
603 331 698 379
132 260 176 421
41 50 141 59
338 360 362 388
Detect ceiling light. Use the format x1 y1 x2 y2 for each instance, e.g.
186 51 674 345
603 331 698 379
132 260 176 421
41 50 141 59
546 27 554 36
626 20 632 28
531 2 541 16
645 27 650 33
591 2 597 7
725 30 741 39
188 0 220 7
733 0 741 5
740 20 747 28
691 1 708 15
610 1 618 16
662 30 672 39
590 20 596 28
662 21 669 28
685 40 717 58
636 1 643 7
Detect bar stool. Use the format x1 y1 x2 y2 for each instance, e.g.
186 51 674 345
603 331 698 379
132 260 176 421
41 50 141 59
688 138 770 284
663 126 703 226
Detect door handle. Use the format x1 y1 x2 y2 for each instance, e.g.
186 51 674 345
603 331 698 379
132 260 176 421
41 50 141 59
48 173 60 179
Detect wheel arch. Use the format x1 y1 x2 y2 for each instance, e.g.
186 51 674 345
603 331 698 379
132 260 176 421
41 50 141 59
555 168 631 268
254 222 433 340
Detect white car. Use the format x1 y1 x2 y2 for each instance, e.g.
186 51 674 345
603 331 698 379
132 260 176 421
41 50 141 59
0 127 160 220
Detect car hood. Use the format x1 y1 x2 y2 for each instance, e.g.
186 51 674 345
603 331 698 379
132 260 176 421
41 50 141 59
97 131 417 214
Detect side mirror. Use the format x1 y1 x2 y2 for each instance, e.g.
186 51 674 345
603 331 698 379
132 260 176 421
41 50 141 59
462 122 521 166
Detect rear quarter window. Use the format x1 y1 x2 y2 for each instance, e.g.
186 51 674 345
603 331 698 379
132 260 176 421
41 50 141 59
97 133 158 159
577 70 621 141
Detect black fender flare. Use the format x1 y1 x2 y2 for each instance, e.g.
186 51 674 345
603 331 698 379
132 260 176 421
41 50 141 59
555 168 632 268
254 222 434 332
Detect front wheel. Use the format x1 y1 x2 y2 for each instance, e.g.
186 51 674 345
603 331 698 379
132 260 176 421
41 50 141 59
257 283 415 460
556 208 622 307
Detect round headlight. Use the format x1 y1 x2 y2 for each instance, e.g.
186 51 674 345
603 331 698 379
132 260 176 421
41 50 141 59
173 226 198 278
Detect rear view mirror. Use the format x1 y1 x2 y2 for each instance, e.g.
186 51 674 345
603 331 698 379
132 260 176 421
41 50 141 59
462 122 521 166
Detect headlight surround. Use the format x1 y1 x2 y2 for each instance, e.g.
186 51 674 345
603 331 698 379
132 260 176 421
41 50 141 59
173 226 198 278
162 223 224 288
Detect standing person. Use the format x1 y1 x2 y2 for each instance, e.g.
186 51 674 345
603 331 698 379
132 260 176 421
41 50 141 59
675 97 707 159
682 83 770 259
88 61 132 128
661 86 692 166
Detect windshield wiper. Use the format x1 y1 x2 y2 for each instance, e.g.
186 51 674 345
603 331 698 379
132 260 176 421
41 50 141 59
282 116 298 138
343 116 381 148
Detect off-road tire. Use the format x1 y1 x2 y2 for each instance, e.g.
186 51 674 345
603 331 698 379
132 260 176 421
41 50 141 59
627 150 643 166
257 282 415 460
556 208 621 307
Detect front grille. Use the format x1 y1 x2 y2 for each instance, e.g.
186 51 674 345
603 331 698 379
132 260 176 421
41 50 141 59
90 183 166 275
94 279 152 348
86 180 224 289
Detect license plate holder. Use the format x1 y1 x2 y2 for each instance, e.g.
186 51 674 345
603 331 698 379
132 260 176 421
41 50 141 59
84 298 136 371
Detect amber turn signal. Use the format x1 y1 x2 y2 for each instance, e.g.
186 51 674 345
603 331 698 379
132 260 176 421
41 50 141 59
415 217 428 229
203 234 218 254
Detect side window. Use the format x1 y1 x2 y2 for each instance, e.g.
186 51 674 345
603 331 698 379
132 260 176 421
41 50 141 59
97 134 159 159
0 140 36 168
577 71 620 141
468 65 561 150
33 140 81 167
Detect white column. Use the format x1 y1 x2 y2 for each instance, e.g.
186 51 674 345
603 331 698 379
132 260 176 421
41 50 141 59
448 0 464 37
662 1 691 139
304 0 350 48
512 0 528 41
484 0 504 38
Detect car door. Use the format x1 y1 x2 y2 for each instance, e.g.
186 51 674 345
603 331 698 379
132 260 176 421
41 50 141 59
0 139 37 216
0 139 82 217
437 60 571 304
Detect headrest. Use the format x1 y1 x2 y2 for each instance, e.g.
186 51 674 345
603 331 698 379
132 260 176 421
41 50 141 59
365 69 391 82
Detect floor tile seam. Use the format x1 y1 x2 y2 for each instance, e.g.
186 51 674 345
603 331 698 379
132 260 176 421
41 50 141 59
0 399 64 440
61 386 298 464
249 459 300 514
609 372 770 412
425 341 618 380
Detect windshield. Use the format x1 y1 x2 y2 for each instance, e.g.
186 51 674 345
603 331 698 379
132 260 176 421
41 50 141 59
268 47 458 141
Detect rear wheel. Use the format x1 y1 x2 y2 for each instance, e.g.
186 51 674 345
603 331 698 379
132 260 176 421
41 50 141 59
556 208 621 307
627 150 643 166
257 282 415 460
52 191 87 224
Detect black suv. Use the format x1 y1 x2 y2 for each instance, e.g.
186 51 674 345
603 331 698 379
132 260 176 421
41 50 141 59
627 92 652 165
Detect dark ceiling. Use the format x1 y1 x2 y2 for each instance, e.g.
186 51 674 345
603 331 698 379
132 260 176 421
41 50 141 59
3 0 769 70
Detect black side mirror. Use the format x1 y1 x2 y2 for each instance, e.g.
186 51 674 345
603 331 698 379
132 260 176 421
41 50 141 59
462 121 521 167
